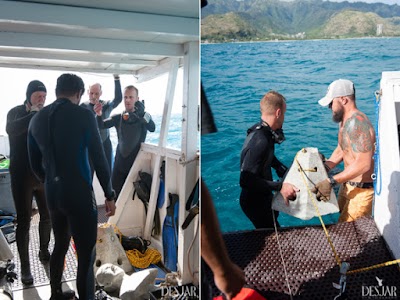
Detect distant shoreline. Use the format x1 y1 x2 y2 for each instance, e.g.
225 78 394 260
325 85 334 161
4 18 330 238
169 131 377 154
201 35 400 45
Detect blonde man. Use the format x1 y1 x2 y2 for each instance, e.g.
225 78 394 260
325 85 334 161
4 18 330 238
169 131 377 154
239 91 298 229
96 85 155 198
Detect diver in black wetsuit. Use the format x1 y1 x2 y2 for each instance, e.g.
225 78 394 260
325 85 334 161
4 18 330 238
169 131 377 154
239 90 299 229
6 80 51 285
95 85 156 199
80 74 122 172
28 74 116 300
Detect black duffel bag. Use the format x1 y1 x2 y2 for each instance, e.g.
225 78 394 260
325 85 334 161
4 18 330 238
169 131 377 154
116 234 150 254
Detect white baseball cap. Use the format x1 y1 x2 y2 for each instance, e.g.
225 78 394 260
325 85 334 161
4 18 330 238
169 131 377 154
318 79 355 107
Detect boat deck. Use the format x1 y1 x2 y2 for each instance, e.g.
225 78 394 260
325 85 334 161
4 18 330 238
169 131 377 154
204 217 400 300
9 206 108 300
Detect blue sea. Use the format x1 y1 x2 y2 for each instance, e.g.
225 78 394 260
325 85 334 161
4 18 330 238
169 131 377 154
201 37 400 232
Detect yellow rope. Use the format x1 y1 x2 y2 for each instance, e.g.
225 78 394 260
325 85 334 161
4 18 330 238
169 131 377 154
347 259 400 275
98 223 161 269
295 154 342 268
126 248 162 269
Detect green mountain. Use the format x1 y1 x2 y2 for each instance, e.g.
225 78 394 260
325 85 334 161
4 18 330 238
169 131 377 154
201 0 400 42
201 12 259 41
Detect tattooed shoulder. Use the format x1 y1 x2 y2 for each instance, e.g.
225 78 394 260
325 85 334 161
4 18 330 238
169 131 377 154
343 112 373 153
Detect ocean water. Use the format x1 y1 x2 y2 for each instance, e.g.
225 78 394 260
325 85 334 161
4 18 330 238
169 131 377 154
201 37 400 232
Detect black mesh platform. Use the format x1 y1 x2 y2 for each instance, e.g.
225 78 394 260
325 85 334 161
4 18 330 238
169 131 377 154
10 205 108 291
204 217 400 299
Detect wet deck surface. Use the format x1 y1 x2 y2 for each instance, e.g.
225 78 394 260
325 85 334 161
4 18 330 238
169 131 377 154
204 217 400 300
10 205 108 292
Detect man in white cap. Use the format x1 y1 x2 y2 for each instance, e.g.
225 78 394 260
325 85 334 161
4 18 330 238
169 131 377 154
312 79 375 223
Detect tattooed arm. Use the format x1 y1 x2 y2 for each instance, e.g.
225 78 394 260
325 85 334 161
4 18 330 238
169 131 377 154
333 112 375 183
325 144 343 170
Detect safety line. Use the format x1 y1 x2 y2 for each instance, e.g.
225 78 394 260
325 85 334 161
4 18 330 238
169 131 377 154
347 259 400 275
373 90 382 196
272 210 293 299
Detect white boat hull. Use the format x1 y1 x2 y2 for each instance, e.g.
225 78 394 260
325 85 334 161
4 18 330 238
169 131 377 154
374 71 400 260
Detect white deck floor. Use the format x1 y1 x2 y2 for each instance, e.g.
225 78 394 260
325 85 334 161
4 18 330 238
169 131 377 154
13 281 77 300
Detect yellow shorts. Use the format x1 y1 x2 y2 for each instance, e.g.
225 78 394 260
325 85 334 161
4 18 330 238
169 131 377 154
337 183 374 223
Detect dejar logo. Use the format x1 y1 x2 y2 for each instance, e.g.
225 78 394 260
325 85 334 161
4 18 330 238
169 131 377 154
361 276 397 299
160 285 199 299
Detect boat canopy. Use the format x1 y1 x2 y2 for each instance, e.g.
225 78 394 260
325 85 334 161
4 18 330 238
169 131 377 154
0 0 199 81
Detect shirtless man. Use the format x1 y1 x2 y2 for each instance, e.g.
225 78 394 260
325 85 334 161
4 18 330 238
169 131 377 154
313 79 375 223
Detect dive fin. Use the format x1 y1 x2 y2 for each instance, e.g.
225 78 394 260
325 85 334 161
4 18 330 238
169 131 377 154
182 204 199 230
162 193 179 271
157 161 166 209
185 180 199 211
157 178 165 209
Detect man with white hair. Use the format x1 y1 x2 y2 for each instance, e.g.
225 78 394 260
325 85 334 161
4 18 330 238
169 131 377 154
312 79 375 223
80 74 122 172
